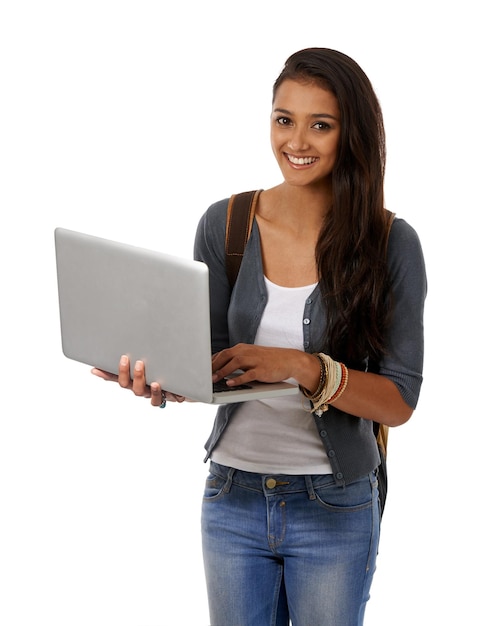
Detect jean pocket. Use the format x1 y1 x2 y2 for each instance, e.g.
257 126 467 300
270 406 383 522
314 476 373 512
203 472 228 501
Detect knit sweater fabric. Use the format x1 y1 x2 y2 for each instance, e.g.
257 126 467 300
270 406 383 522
194 197 427 486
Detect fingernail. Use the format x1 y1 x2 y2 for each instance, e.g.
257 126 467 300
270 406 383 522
120 355 128 365
134 360 142 370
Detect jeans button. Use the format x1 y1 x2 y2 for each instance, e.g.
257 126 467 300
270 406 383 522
266 478 277 489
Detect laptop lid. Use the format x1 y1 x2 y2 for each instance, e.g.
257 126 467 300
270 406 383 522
54 227 298 404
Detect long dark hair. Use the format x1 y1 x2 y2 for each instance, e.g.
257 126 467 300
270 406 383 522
273 48 392 365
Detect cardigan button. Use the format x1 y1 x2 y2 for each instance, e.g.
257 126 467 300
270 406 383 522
303 318 311 325
336 472 343 480
320 430 327 438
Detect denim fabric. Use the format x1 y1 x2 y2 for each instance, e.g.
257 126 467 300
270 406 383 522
201 462 380 626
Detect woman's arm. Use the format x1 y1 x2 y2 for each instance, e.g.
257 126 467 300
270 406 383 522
211 344 412 425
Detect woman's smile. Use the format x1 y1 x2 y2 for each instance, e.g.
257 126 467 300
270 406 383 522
285 153 319 167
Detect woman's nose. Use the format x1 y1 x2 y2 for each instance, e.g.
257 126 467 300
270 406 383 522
287 127 308 152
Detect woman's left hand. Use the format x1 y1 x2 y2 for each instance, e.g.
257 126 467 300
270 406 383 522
211 343 314 388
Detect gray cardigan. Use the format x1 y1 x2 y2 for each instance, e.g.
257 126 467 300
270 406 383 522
194 197 427 486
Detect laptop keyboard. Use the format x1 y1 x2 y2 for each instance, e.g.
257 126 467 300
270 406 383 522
213 378 253 393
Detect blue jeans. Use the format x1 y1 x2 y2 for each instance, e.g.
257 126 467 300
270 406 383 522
201 462 380 626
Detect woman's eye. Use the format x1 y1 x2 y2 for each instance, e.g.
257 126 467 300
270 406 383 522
275 116 291 126
313 121 331 130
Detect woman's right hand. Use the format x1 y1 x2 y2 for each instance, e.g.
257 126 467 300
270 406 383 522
91 355 185 407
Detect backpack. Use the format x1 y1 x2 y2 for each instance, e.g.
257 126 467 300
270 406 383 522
224 189 394 515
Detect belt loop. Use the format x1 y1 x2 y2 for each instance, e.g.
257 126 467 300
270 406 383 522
305 475 316 500
223 467 236 494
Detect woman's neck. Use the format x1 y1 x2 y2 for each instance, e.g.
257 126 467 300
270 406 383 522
259 183 331 233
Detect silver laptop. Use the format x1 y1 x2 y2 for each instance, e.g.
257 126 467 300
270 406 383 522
54 227 299 404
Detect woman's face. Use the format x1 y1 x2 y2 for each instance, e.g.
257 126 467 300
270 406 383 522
270 79 340 189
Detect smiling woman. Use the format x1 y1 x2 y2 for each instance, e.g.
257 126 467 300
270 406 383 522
92 47 426 626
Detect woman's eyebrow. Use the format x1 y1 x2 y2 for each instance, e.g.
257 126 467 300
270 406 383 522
273 107 338 120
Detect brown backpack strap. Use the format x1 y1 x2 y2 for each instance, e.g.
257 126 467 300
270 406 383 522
225 190 262 289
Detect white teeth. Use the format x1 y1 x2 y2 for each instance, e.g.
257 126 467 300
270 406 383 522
287 155 317 165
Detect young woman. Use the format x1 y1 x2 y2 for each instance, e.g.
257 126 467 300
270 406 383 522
93 48 426 625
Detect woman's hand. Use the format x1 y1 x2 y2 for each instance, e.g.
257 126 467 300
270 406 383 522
91 355 185 407
211 343 320 390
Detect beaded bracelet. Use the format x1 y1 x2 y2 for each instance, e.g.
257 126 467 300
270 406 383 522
301 353 350 416
326 362 349 404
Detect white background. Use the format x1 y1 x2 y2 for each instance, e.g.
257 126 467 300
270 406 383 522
1 1 481 624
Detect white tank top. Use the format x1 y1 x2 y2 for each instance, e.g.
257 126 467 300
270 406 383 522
211 276 332 475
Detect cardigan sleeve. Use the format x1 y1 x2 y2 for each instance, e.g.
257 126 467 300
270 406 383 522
193 198 233 354
378 217 427 408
